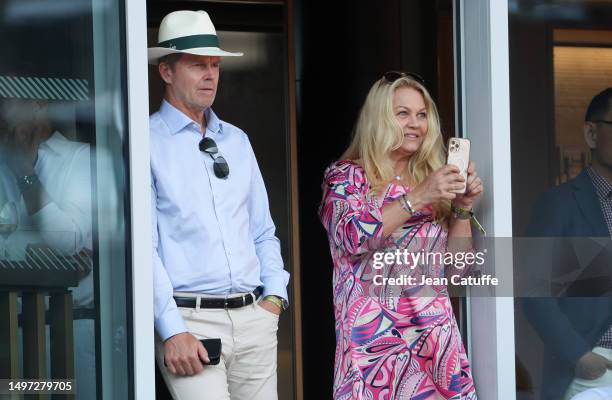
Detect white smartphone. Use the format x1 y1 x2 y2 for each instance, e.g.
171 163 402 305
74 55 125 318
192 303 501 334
446 138 470 193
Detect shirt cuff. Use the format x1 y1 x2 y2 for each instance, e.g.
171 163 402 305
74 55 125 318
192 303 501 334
155 309 188 341
262 275 289 304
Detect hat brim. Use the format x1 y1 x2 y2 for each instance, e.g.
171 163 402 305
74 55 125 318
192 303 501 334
148 47 243 65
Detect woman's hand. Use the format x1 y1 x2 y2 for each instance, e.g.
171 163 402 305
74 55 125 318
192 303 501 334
408 164 465 210
452 161 483 209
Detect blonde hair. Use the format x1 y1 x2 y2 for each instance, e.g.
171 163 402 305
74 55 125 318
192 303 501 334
341 76 451 222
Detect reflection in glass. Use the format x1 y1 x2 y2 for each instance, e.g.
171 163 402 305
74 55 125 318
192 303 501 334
0 93 95 397
0 0 130 398
510 2 612 400
0 201 18 242
553 42 612 184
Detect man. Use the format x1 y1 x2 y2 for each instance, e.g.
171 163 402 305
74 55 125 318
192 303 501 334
0 98 92 256
0 96 94 399
148 10 290 400
524 88 612 400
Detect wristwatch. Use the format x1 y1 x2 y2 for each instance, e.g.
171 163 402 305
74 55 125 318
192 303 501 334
263 295 289 312
451 205 487 235
451 205 473 220
16 173 39 193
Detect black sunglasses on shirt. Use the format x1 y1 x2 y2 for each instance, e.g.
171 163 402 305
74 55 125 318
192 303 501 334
199 137 230 179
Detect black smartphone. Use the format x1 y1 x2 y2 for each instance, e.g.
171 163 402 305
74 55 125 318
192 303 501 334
200 338 221 365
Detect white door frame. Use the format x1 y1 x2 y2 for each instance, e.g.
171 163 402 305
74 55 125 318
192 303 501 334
456 0 516 398
125 0 155 398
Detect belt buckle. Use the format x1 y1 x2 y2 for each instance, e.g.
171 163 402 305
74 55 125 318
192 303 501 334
242 295 246 307
223 295 229 310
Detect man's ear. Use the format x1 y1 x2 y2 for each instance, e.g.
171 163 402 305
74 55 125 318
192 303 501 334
158 62 173 84
584 122 597 150
28 100 48 125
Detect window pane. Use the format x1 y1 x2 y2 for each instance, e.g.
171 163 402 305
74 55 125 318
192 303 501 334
510 2 612 399
0 0 131 398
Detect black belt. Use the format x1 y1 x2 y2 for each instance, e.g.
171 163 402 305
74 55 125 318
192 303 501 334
174 287 263 309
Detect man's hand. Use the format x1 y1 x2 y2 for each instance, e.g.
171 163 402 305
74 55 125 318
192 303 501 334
575 351 612 380
164 332 209 376
258 299 282 315
2 125 39 177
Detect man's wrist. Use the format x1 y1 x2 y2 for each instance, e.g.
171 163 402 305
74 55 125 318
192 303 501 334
262 295 288 311
164 331 189 343
8 157 36 179
16 173 39 194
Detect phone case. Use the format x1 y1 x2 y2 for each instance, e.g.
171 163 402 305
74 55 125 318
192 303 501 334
200 338 222 365
446 138 470 193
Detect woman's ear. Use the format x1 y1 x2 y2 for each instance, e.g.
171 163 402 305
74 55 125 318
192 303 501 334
584 121 597 150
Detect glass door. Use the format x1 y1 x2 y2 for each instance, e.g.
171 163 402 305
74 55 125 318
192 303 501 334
508 2 612 400
0 0 140 397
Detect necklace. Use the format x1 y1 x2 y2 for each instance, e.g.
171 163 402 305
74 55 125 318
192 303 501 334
395 175 402 181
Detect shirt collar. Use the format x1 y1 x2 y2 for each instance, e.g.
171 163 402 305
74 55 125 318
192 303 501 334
38 131 66 156
587 166 612 200
159 100 224 135
205 107 223 135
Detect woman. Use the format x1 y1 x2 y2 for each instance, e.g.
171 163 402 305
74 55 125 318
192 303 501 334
319 72 482 399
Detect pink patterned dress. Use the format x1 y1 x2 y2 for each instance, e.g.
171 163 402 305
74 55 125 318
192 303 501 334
319 160 477 400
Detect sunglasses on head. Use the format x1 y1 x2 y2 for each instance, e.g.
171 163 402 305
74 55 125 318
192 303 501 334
199 137 230 179
382 71 426 85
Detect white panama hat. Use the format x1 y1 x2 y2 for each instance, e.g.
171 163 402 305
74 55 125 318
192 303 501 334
148 10 243 64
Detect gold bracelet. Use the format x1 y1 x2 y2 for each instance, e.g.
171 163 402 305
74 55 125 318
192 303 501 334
263 295 284 311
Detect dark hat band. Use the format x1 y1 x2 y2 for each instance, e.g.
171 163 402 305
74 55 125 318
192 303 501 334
157 34 219 50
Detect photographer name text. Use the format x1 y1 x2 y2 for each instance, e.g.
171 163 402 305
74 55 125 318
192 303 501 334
373 274 498 286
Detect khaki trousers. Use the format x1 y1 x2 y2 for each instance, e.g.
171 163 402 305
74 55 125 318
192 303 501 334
565 347 612 400
155 298 279 400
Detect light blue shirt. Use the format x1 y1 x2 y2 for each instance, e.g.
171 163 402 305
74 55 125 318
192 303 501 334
150 100 289 341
